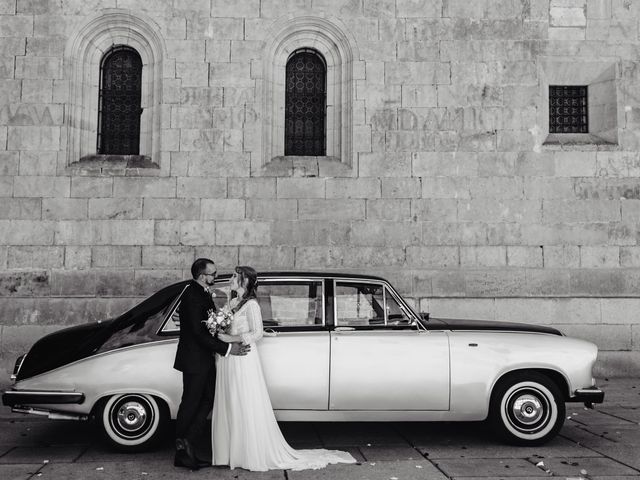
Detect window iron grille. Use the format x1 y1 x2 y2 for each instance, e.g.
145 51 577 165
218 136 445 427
549 85 588 134
285 49 326 156
97 46 143 155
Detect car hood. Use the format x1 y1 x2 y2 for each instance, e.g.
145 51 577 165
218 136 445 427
424 317 562 336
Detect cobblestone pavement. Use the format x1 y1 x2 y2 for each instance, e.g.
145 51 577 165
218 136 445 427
0 378 638 479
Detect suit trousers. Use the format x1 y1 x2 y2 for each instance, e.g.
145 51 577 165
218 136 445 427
175 364 216 444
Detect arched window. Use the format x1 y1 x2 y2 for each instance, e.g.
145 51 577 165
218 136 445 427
285 49 326 156
98 46 143 155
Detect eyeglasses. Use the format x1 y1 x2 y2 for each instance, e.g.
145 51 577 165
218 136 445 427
203 272 217 277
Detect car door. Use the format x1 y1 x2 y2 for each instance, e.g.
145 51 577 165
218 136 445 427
329 280 450 411
251 278 330 411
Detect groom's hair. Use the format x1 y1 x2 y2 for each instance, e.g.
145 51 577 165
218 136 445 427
191 258 214 279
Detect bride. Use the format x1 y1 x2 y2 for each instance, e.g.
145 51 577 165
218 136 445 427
211 266 356 471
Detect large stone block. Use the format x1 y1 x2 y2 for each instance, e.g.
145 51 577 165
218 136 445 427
193 246 239 268
228 178 276 199
366 199 412 220
570 269 629 296
543 199 620 223
142 246 195 268
524 223 609 245
0 151 19 176
238 246 295 269
185 152 250 177
0 220 54 245
298 199 365 220
0 270 49 296
63 245 91 269
70 177 113 198
465 269 527 297
422 177 471 199
429 271 466 296
524 177 574 199
524 269 571 296
406 246 459 267
43 198 87 220
350 221 421 247
142 198 199 220
20 79 52 104
246 199 297 220
459 199 541 223
88 198 143 220
18 151 57 175
209 63 252 87
385 62 450 85
177 177 227 198
166 40 205 62
14 175 69 198
580 246 620 268
211 0 260 16
397 0 442 17
381 178 421 198
7 126 60 150
426 298 496 321
201 199 245 220
270 221 351 246
154 220 180 246
411 199 457 221
91 246 141 268
412 152 478 176
359 152 412 177
54 220 154 246
554 151 597 177
276 178 325 199
187 16 244 40
326 178 381 199
560 324 631 350
601 298 640 325
507 246 543 267
179 220 217 246
0 15 33 36
0 198 41 219
460 246 507 267
7 246 63 268
495 298 558 325
133 269 184 296
295 246 405 268
113 177 176 198
215 220 270 246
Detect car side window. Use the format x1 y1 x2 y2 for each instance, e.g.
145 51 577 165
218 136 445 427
335 282 385 326
257 281 323 327
160 283 229 333
335 282 412 327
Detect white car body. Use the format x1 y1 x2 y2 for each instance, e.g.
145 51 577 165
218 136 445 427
3 272 604 448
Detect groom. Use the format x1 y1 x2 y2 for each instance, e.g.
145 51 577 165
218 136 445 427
173 258 250 470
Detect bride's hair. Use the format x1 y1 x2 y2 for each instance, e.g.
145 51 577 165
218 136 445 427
231 266 258 312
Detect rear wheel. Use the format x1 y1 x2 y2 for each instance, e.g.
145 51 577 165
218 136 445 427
98 393 167 451
489 371 565 446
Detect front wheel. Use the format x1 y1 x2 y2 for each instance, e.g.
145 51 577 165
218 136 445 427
98 393 167 451
489 372 565 446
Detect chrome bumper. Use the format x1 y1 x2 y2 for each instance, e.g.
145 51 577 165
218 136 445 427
2 389 85 407
570 386 605 408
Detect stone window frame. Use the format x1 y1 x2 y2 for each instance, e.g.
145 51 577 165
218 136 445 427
537 58 620 149
262 16 357 172
64 10 165 171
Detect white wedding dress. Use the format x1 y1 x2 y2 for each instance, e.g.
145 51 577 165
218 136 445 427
211 299 356 471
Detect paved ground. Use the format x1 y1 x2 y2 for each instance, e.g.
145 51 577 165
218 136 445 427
0 378 638 479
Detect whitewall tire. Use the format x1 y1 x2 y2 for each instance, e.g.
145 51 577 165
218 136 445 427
99 393 167 451
489 372 565 445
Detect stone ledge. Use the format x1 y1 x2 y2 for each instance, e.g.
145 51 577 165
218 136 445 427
66 155 160 177
542 134 619 151
259 156 354 177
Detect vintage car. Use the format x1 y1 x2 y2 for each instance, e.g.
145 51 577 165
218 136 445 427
3 272 604 450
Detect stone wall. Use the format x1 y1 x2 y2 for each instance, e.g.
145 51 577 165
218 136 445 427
1 0 640 378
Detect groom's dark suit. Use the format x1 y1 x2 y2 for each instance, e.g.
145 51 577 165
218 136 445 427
174 280 230 447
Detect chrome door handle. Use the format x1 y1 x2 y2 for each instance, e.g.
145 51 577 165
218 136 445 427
334 327 355 332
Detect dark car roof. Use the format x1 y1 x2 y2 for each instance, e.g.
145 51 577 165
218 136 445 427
215 271 389 282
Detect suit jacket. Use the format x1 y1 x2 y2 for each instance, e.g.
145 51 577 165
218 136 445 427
173 280 230 373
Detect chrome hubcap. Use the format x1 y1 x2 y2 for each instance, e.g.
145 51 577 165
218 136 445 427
512 394 543 425
117 402 147 431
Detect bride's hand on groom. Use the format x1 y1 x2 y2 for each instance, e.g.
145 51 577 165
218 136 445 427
229 343 251 356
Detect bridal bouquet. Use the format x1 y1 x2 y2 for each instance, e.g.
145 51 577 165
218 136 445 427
203 305 232 336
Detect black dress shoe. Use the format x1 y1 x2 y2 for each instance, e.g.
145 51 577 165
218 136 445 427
174 450 200 470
